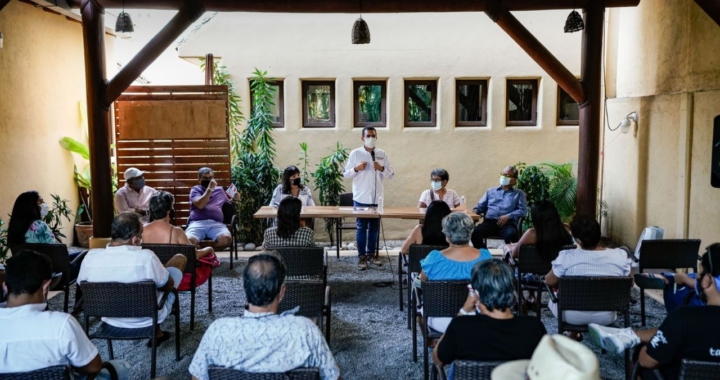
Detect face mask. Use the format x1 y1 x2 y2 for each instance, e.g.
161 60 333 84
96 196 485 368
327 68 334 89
431 181 443 191
135 178 146 189
40 203 49 218
499 176 512 187
292 178 301 186
364 137 376 149
201 179 211 188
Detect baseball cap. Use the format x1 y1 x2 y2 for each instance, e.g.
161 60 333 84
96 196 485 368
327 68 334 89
123 167 145 180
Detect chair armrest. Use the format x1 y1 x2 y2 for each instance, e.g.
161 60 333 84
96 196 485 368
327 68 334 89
544 282 558 303
436 364 448 380
50 272 63 290
324 286 331 308
87 361 119 380
158 289 177 310
71 250 90 266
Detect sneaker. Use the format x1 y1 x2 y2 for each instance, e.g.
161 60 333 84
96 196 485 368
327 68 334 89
588 323 640 354
369 255 383 266
358 256 368 270
633 273 666 290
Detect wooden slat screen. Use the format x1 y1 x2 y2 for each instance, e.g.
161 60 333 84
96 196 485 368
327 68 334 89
115 85 231 227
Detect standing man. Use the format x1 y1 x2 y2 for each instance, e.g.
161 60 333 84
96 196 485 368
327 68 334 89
115 167 156 224
470 166 527 248
343 127 394 270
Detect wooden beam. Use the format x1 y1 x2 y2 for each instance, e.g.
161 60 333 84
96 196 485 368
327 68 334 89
105 2 204 104
576 2 604 217
486 4 584 103
67 0 640 12
80 0 114 238
0 0 12 12
205 53 214 85
694 0 720 27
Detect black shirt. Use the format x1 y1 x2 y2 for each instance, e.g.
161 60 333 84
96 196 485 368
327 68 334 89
436 314 547 365
645 306 720 380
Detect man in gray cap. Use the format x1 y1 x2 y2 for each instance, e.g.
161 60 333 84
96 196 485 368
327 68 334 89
114 167 156 224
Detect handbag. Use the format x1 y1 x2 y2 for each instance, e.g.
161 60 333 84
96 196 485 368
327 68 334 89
178 252 220 291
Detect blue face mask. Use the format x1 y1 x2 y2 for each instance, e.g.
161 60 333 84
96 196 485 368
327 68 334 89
135 178 146 189
431 181 443 191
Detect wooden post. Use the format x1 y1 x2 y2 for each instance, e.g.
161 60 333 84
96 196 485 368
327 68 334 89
205 53 214 85
577 2 605 217
80 0 114 238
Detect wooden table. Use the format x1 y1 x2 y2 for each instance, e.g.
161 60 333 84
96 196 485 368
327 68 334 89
254 206 481 257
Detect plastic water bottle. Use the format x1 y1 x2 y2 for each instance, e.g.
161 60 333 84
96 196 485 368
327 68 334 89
459 196 466 211
378 196 384 214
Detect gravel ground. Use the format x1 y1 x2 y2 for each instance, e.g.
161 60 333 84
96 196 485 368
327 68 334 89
50 254 665 380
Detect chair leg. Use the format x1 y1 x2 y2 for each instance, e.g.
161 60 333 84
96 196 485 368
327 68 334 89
175 298 181 361
107 339 114 359
150 336 157 379
208 272 213 313
325 306 331 346
336 218 341 259
640 288 646 327
191 286 196 331
536 287 543 319
412 311 418 362
431 363 437 380
407 272 413 330
63 288 69 313
624 349 631 380
422 326 429 380
399 254 404 312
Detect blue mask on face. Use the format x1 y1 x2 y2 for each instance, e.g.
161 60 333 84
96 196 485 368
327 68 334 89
135 178 146 189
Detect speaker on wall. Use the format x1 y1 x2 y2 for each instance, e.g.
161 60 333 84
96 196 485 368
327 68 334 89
713 115 720 188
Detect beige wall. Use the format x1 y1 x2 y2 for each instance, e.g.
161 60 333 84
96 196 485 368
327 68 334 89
602 0 720 248
179 11 582 240
0 1 115 244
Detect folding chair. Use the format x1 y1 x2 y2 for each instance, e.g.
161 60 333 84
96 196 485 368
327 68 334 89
404 244 447 327
208 366 320 380
277 279 332 345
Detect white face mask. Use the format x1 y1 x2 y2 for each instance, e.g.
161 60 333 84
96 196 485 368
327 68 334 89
499 176 512 187
40 203 49 218
431 181 443 191
364 137 376 149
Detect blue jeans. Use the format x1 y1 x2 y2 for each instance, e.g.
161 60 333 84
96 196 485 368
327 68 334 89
662 272 704 312
354 201 379 256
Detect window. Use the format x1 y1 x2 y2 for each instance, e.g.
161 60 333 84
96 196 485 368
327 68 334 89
302 81 335 128
506 79 538 126
404 80 437 127
557 85 579 126
250 80 284 128
354 81 386 128
456 80 488 127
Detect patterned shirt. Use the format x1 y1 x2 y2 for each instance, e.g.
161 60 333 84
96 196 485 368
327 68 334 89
262 227 315 249
418 188 461 209
472 186 527 221
25 220 56 244
189 311 340 380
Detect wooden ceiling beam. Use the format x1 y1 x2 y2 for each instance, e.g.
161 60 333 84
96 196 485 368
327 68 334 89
66 0 640 12
694 0 720 27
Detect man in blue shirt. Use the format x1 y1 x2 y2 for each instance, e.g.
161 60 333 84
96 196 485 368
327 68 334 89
471 166 527 248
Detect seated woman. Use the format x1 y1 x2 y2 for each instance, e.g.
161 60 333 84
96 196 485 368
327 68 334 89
262 197 314 249
143 191 214 259
418 168 461 209
400 200 452 255
416 212 493 333
544 215 632 340
8 191 56 246
433 259 547 380
271 166 315 207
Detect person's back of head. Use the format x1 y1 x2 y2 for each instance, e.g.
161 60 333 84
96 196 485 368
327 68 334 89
531 200 572 262
471 258 515 312
422 201 452 246
243 252 287 308
441 212 474 246
149 191 174 221
8 191 41 246
276 197 302 239
4 250 53 301
111 212 143 245
569 215 601 250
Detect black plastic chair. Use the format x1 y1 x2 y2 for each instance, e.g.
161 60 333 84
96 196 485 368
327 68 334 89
277 279 332 345
81 281 181 379
0 365 68 380
546 276 633 380
515 245 574 318
636 239 701 326
631 358 720 380
334 192 356 259
143 244 211 331
405 244 447 328
208 366 320 380
436 361 504 380
481 216 524 248
11 244 86 313
413 280 469 380
268 247 327 288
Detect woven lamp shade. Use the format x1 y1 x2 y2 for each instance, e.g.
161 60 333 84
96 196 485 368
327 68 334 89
116 12 135 33
564 10 584 33
352 17 371 44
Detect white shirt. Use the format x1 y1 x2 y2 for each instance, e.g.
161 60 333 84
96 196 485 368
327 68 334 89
342 146 394 205
270 185 316 207
114 183 156 223
77 244 170 328
418 188 461 209
551 247 632 278
0 303 98 373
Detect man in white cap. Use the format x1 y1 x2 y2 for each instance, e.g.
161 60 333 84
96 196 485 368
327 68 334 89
114 167 156 224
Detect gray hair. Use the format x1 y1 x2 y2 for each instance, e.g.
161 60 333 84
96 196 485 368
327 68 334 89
430 168 449 182
111 212 142 243
471 259 516 311
441 212 474 245
198 167 213 178
504 166 519 179
149 191 174 221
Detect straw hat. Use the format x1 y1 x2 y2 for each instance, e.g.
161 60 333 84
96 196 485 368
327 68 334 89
491 335 600 380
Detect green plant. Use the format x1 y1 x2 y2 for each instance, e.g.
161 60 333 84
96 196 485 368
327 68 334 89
0 217 9 264
313 142 350 244
515 162 551 230
539 161 577 223
297 142 311 186
200 58 245 164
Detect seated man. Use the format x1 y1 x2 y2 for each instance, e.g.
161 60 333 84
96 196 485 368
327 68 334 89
186 167 240 251
588 245 720 380
433 259 546 379
115 167 156 224
189 252 341 380
78 212 186 345
0 250 129 379
471 166 527 248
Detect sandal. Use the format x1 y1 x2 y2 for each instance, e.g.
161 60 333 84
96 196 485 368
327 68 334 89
563 331 584 342
147 330 171 347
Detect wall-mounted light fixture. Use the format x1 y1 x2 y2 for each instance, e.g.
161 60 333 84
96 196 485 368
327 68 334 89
620 111 639 136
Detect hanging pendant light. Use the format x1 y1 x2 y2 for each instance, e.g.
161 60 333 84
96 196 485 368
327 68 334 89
564 1 584 33
115 0 134 33
352 0 370 44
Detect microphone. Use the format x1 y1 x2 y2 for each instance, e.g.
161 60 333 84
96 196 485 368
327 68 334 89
370 151 376 171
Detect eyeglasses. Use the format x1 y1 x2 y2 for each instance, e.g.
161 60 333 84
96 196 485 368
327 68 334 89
500 173 516 179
